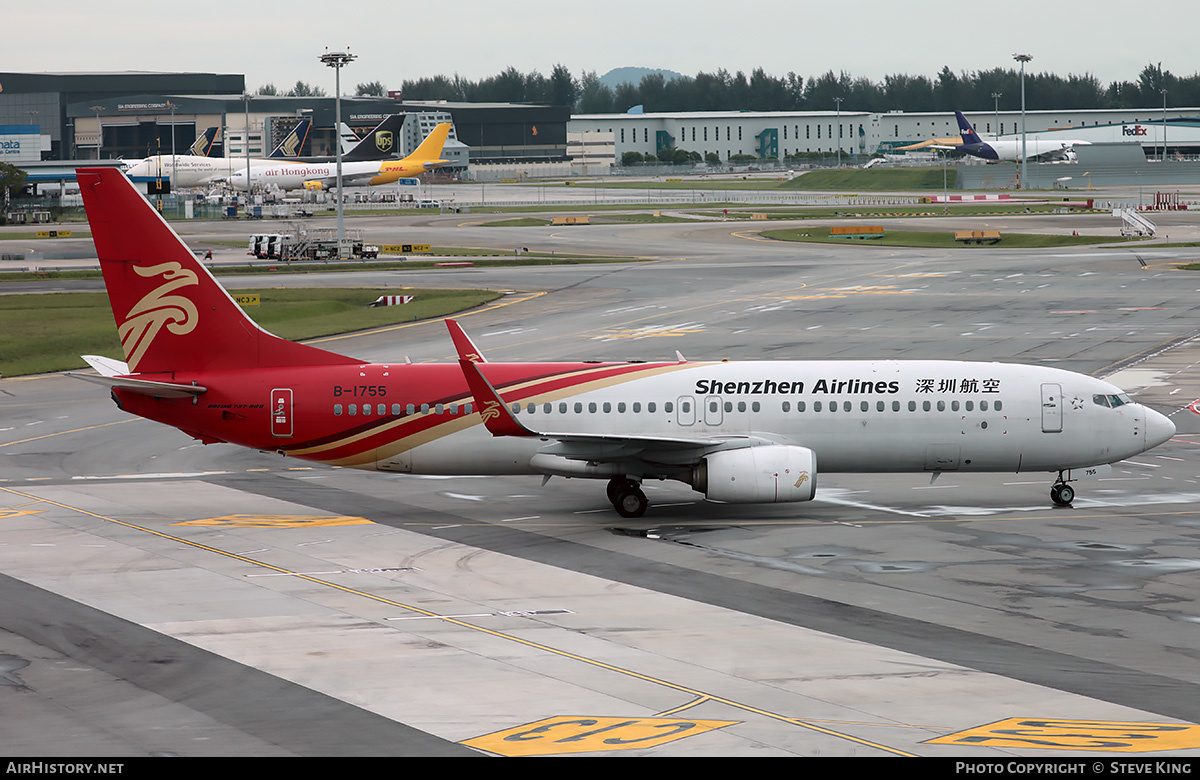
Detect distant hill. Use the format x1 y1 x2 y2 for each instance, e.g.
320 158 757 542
599 67 685 89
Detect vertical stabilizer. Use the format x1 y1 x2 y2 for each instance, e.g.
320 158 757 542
76 168 357 374
954 111 983 145
343 114 406 161
410 123 451 165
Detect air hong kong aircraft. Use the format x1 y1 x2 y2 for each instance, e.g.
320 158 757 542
71 168 1175 517
227 122 452 191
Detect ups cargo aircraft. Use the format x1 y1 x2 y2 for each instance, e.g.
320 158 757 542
227 122 451 191
70 168 1176 517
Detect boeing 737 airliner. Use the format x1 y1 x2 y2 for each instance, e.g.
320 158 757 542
69 168 1175 517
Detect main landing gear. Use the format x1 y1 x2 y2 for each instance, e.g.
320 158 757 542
607 476 648 518
1050 472 1075 507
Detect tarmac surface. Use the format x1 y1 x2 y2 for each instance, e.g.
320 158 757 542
4 197 1200 757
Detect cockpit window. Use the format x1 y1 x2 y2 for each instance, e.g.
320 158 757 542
1094 393 1133 408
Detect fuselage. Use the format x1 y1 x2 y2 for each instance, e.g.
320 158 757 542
113 358 1174 481
123 155 277 188
228 158 434 191
960 138 1089 162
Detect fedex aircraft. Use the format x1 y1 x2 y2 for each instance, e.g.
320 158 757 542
227 123 452 191
939 111 1091 163
69 168 1175 517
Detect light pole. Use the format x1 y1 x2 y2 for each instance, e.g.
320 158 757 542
242 92 252 213
90 105 105 159
166 100 177 194
1013 54 1032 189
320 47 356 256
1161 88 1168 162
991 92 1001 136
834 96 843 167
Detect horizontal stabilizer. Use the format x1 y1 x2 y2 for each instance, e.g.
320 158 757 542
65 371 207 399
82 354 130 377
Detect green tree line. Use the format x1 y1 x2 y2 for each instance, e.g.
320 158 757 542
386 62 1199 113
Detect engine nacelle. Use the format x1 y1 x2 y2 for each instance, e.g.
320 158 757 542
303 180 325 191
694 445 817 503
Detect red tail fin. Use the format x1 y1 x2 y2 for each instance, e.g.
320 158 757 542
77 168 356 374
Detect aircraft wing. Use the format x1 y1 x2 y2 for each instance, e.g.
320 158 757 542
449 320 763 470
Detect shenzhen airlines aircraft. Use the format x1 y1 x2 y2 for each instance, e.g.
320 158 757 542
70 168 1175 517
227 123 452 191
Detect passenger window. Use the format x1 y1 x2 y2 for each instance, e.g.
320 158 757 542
994 400 1003 411
633 402 641 413
951 400 959 411
752 401 760 412
908 401 916 412
378 404 386 415
435 404 443 414
560 402 568 413
734 401 742 413
937 400 945 411
528 403 536 414
588 402 597 413
814 401 823 412
782 401 791 412
680 401 689 413
349 404 358 416
334 404 342 416
574 402 583 413
603 402 611 413
663 402 671 413
421 403 430 414
407 403 415 415
618 402 626 413
544 403 552 414
843 401 851 412
797 401 806 412
922 400 931 412
980 400 989 411
449 404 459 415
392 404 401 415
965 401 974 411
892 401 900 412
876 401 884 412
861 401 870 412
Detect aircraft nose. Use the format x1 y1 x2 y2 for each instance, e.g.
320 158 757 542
1144 407 1176 451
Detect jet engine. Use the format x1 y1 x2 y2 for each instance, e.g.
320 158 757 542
303 181 325 191
693 445 817 503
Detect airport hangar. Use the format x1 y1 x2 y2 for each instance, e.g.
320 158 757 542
567 106 1200 163
1 71 573 186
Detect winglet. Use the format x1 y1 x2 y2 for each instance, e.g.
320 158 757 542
445 318 487 363
446 319 533 436
458 358 536 437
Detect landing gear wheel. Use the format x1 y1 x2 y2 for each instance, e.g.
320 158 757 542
614 486 648 518
607 477 634 505
1050 482 1075 506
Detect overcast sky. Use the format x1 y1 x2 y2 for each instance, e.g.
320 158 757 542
11 0 1198 98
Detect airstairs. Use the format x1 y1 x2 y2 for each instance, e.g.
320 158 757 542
1114 208 1157 237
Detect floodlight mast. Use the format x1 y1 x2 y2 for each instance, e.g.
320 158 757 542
1013 54 1032 189
320 47 357 254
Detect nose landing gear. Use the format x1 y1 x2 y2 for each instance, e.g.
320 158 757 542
1050 472 1075 507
